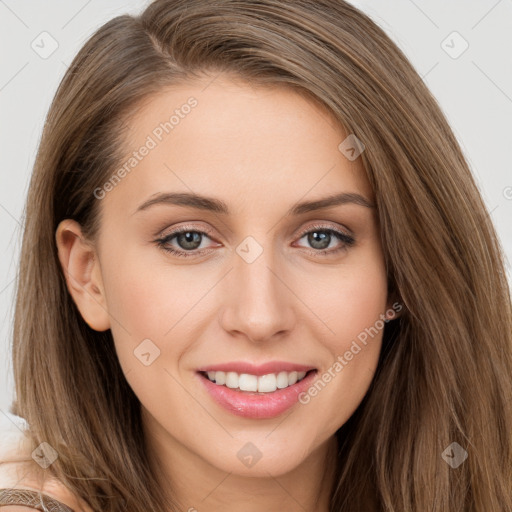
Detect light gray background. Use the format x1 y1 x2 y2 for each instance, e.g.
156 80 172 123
1 0 511 414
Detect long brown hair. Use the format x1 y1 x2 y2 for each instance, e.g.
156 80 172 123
9 1 512 510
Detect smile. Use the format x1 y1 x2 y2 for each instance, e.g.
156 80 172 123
196 368 318 419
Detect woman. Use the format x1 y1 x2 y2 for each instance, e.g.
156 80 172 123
1 0 511 510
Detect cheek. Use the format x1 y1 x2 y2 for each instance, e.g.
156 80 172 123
103 262 193 415
99 248 172 370
102 243 202 338
294 257 387 430
102 245 217 383
331 276 387 342
323 271 386 375
331 266 387 371
299 254 388 346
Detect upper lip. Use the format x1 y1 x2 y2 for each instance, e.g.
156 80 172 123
196 361 317 376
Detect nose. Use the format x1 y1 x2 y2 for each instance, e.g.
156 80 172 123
219 246 296 344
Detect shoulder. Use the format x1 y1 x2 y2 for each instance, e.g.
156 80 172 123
0 411 93 512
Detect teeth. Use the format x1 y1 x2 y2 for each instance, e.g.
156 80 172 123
204 370 309 392
239 373 258 391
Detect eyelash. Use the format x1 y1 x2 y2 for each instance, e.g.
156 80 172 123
155 223 356 259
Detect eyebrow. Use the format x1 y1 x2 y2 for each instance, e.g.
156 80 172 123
134 191 375 216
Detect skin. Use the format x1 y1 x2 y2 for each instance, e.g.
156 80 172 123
55 74 398 512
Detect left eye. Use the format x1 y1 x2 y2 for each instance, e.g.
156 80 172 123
155 225 355 258
295 227 355 254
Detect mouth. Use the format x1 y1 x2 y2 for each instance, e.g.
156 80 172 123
198 369 317 394
196 367 318 419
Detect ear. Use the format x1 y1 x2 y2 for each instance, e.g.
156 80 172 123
55 219 111 332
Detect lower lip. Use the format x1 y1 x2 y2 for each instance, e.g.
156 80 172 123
196 370 318 419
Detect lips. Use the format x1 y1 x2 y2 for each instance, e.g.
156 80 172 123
195 361 319 419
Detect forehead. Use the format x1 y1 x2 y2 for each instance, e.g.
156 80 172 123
105 75 374 217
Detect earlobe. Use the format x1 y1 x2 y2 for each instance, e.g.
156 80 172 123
55 219 111 332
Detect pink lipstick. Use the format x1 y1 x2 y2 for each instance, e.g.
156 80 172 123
195 362 318 419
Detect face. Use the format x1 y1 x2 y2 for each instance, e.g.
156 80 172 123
58 75 392 481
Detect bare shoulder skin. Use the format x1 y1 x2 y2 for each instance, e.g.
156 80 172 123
0 425 93 512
